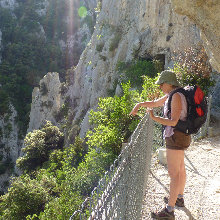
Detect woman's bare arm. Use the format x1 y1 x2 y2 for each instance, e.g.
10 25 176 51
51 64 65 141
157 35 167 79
149 93 182 126
129 95 167 116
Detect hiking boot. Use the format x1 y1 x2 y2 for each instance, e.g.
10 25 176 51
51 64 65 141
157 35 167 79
163 197 184 207
151 207 175 219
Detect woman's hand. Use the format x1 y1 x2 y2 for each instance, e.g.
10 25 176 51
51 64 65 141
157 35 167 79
129 103 140 116
147 108 155 119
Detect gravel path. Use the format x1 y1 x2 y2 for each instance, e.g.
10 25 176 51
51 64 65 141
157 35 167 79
142 135 220 220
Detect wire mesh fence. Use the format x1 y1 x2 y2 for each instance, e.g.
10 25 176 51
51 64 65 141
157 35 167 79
70 114 154 220
152 107 164 151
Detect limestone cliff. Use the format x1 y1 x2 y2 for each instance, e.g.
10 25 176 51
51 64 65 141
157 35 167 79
28 72 64 133
0 0 17 9
0 105 21 192
171 0 220 72
0 30 2 63
66 0 201 137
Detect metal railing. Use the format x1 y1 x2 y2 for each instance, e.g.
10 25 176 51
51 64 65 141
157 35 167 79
70 114 154 220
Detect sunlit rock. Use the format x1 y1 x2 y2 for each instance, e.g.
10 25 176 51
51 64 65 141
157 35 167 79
67 0 201 135
171 0 220 72
28 72 64 132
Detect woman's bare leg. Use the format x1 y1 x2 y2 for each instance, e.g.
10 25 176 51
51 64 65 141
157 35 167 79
166 149 185 207
178 153 186 195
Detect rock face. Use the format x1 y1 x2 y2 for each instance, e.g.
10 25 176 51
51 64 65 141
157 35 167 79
171 0 220 72
211 75 220 121
0 30 2 63
67 0 201 135
28 72 64 132
0 0 17 9
0 105 20 162
0 104 21 193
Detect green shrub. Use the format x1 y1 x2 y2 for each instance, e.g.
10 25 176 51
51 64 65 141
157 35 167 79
172 47 215 95
39 82 48 96
63 136 87 169
87 82 141 154
45 136 87 179
16 121 64 172
117 59 161 90
53 102 70 122
0 158 14 175
109 33 121 51
1 77 164 219
0 89 10 116
38 191 83 220
0 135 85 219
0 174 55 220
96 42 105 52
141 74 163 101
67 148 115 196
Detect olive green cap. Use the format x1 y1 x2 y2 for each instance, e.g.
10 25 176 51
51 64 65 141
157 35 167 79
155 70 180 87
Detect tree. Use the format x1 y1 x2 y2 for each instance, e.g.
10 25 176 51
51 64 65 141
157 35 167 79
16 121 64 172
0 174 56 220
172 46 215 95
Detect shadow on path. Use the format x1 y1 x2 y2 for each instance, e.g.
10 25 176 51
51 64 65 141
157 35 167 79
150 170 169 194
185 154 206 178
176 207 197 220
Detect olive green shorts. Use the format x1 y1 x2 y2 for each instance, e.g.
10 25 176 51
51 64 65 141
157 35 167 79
165 129 191 150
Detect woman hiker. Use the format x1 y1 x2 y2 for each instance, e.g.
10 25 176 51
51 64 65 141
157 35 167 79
129 70 191 220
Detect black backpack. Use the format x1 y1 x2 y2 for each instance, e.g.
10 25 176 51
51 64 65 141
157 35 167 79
167 85 208 134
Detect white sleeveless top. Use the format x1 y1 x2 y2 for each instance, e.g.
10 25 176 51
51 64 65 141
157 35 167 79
163 92 188 138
